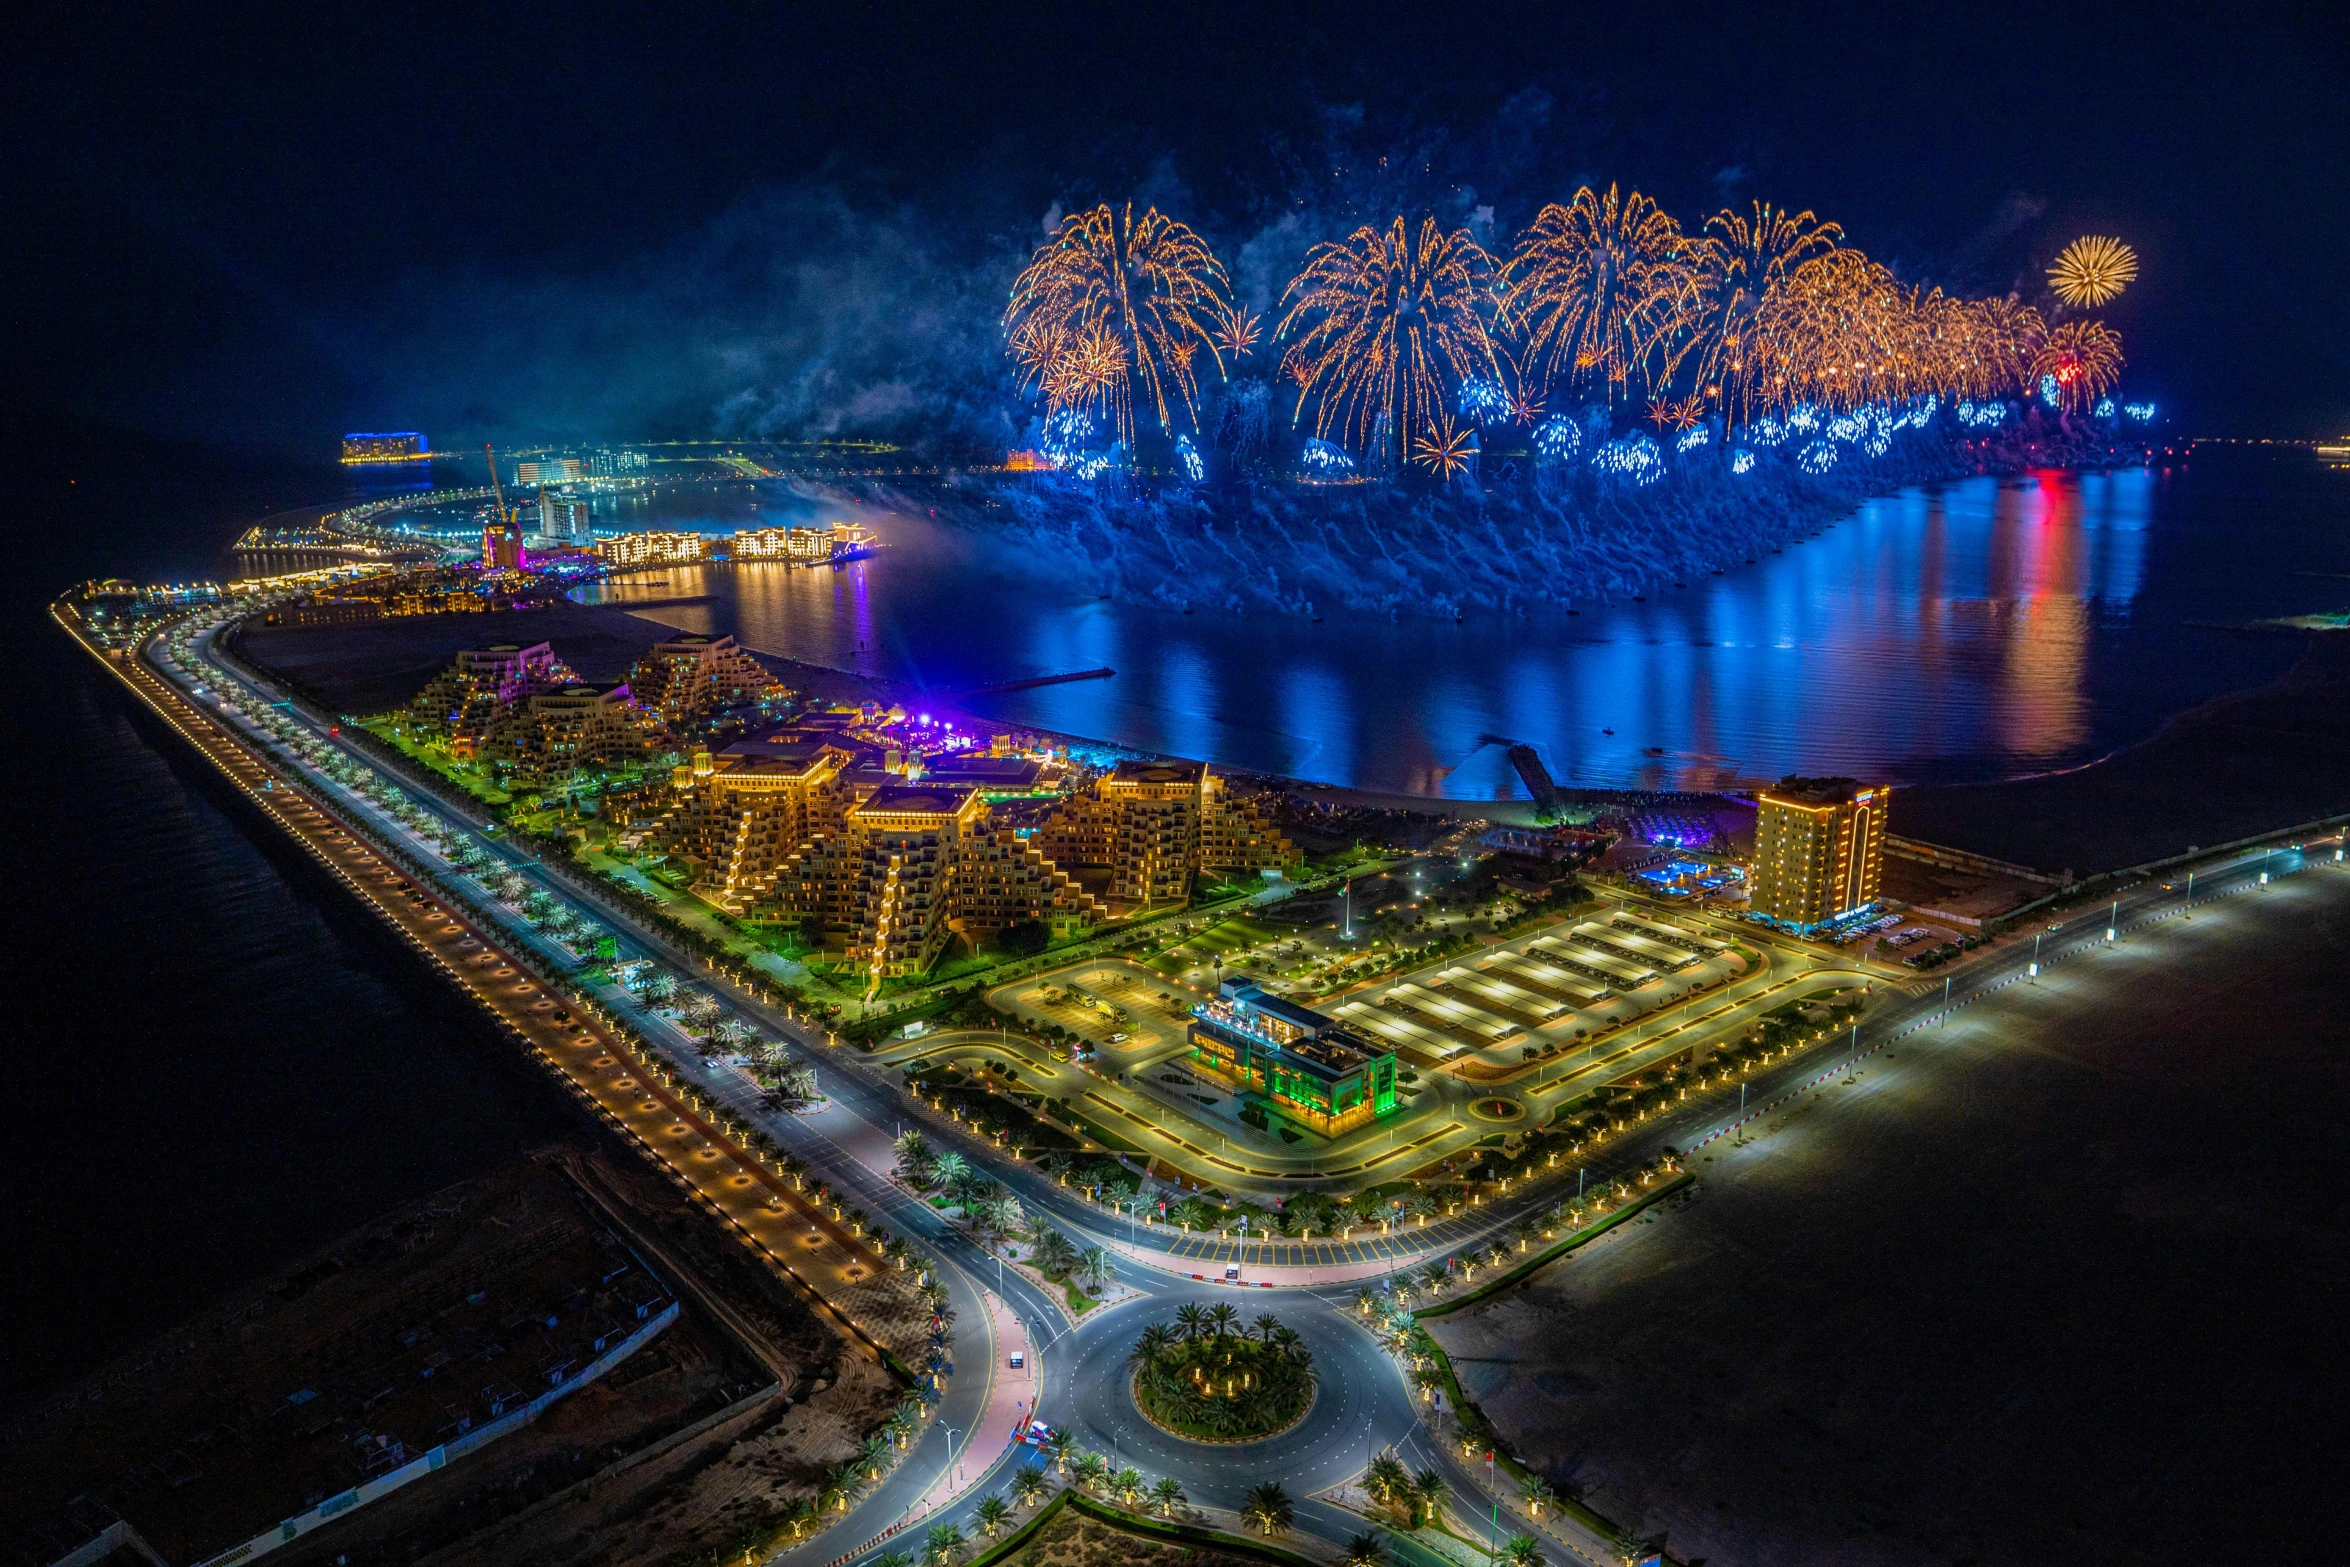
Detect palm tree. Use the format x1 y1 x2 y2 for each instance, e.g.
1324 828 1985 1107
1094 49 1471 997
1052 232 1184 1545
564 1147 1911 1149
1365 1451 1412 1513
1173 1302 1207 1340
1031 1229 1080 1277
1070 1451 1108 1493
1520 1476 1558 1519
1340 1533 1386 1567
1133 1323 1176 1368
1112 1467 1145 1508
874 1553 912 1567
974 1495 1011 1537
893 1128 932 1167
1501 1536 1545 1567
923 1522 967 1565
1413 1470 1448 1528
859 1433 892 1479
1204 1302 1238 1338
1252 1311 1282 1341
1074 1246 1115 1296
930 1149 969 1191
1150 1475 1187 1516
1010 1467 1049 1509
1240 1481 1294 1537
1042 1429 1074 1473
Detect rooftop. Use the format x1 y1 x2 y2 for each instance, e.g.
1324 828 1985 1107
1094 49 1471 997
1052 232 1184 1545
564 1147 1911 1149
1109 759 1205 786
1764 776 1884 808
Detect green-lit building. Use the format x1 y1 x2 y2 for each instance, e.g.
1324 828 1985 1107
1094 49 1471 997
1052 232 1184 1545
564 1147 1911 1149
1188 977 1397 1135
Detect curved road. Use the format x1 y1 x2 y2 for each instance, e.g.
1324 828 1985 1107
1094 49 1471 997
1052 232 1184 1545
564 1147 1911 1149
136 594 2345 1567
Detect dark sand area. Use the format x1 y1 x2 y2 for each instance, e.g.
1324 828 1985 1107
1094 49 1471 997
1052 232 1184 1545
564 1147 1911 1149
1431 868 2350 1567
234 600 908 717
1897 632 2350 876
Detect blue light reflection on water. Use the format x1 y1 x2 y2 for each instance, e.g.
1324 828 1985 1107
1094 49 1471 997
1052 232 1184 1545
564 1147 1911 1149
573 464 2334 797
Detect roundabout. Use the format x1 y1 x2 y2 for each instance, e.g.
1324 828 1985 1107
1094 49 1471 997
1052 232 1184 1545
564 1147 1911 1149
1128 1307 1318 1443
1469 1096 1526 1123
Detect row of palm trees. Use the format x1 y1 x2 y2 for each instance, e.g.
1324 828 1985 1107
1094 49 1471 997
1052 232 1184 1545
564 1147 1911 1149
1363 1447 1548 1565
893 1130 1119 1295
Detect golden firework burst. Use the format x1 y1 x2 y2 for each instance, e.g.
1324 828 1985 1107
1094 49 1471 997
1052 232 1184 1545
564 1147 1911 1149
2048 236 2138 308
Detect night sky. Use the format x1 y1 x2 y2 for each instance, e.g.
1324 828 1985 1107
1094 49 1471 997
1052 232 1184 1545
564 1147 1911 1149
8 1 2345 454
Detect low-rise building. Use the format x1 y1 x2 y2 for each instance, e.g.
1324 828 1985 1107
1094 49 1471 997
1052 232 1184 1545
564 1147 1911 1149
1187 977 1398 1136
1034 760 1297 911
596 531 708 568
478 681 669 772
625 633 788 729
409 642 579 756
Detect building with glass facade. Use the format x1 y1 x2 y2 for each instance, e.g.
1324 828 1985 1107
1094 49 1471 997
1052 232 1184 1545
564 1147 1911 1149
1187 977 1397 1136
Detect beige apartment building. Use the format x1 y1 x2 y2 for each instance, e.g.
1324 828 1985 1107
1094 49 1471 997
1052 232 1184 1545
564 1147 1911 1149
1749 777 1890 932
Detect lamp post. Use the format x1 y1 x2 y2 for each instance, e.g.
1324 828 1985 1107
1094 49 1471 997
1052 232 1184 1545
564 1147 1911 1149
2030 931 2043 980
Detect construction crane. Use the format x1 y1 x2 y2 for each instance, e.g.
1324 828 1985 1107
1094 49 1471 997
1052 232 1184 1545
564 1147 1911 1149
483 443 516 527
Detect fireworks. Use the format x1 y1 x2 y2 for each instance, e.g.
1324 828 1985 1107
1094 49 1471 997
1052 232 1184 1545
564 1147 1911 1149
1796 439 1838 474
1457 377 1511 424
1747 415 1789 447
1300 437 1357 476
1730 447 1756 475
1675 425 1711 453
2048 236 2138 308
1956 400 2008 429
2034 319 2123 412
1005 202 1233 447
1690 203 1843 424
1176 434 1205 482
1592 431 1664 485
1277 216 1504 471
1531 415 1584 465
1040 408 1098 468
1211 299 1263 360
2094 398 2117 419
1412 420 1480 480
1503 185 1693 407
2123 401 2156 422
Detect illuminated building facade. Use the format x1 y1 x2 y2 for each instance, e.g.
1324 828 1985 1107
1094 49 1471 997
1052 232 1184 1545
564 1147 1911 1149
1034 760 1297 911
514 458 585 485
481 519 525 571
409 642 578 757
656 748 1102 987
478 681 669 772
596 531 708 568
1188 977 1398 1135
1749 776 1890 932
537 493 592 544
625 633 787 728
341 432 429 464
733 522 875 562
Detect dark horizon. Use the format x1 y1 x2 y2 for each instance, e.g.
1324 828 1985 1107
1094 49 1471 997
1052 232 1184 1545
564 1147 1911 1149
8 1 2345 460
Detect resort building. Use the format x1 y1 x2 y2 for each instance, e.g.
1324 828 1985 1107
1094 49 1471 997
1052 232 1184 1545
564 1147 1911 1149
477 681 669 772
773 784 1104 994
1749 776 1890 932
1187 977 1398 1136
624 633 788 728
733 522 872 562
652 739 1103 988
596 531 708 568
536 492 592 544
409 642 579 756
1033 760 1297 911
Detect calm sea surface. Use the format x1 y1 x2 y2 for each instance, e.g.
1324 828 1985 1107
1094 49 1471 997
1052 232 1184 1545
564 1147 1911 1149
570 456 2350 798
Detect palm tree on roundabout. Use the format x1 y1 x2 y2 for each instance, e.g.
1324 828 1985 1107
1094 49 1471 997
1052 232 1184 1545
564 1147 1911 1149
1133 1323 1176 1368
1173 1301 1207 1340
1252 1311 1282 1340
1241 1481 1294 1537
1204 1302 1239 1338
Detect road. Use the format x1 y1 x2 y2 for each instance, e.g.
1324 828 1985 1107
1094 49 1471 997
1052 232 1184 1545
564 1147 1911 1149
81 589 2349 1567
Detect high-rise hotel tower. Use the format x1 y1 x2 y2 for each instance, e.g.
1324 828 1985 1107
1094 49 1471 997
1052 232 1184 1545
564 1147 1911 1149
1750 777 1889 932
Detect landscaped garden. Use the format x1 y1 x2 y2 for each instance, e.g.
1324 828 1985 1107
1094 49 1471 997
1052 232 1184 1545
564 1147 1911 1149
1129 1307 1317 1441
